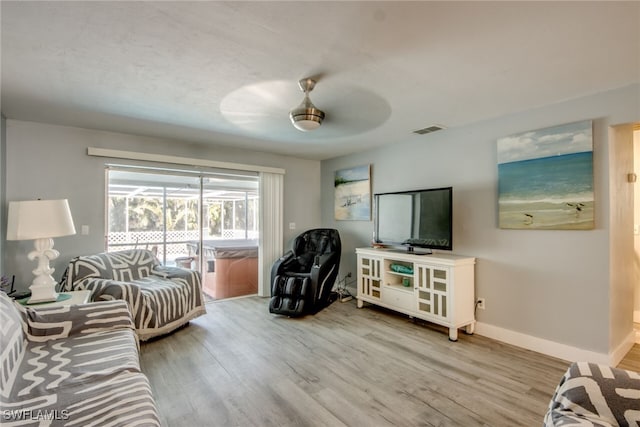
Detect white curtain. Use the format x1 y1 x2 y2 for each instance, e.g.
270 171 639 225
258 171 283 297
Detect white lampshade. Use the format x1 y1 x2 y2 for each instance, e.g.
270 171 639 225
7 199 76 241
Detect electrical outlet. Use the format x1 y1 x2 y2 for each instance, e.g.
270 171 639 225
477 298 486 310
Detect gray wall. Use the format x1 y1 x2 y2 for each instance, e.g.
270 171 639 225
4 120 321 292
0 114 6 276
321 84 640 356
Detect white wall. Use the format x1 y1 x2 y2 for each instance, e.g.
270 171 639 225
4 120 321 292
321 84 640 362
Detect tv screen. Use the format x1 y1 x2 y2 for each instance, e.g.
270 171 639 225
374 187 452 251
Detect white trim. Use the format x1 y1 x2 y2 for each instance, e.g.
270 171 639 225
475 322 614 365
634 310 640 323
610 330 636 366
88 147 285 175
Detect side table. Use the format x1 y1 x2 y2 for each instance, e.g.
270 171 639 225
18 290 92 308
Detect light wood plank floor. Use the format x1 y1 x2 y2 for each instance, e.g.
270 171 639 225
139 297 630 426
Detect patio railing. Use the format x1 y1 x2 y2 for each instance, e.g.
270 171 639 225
107 229 259 265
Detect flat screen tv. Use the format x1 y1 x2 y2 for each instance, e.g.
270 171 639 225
373 187 452 253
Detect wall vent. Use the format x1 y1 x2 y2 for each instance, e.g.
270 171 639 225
413 125 446 135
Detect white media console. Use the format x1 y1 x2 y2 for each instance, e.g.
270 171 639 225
355 247 476 341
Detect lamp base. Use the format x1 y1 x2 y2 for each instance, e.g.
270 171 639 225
26 237 60 303
27 283 59 304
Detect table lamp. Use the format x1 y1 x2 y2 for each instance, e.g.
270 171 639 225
7 199 76 303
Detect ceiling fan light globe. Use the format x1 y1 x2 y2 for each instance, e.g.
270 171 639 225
292 119 322 131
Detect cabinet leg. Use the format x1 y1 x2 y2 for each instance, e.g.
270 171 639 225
356 298 364 308
465 322 475 335
448 328 458 342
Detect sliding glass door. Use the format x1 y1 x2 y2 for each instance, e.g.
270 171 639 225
106 167 259 300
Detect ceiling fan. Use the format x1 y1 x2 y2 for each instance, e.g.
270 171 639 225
289 78 325 132
220 76 390 140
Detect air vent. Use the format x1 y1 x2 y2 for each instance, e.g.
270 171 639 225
413 125 446 135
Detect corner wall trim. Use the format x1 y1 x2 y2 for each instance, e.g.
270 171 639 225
87 147 285 175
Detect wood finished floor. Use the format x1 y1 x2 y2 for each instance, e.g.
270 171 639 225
139 297 630 426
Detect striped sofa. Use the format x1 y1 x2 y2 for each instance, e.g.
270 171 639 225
0 292 160 426
61 249 206 341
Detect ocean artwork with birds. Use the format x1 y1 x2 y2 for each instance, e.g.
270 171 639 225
497 120 593 230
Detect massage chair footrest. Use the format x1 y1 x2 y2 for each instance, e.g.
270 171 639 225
269 275 312 317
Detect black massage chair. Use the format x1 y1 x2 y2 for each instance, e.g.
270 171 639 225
269 228 341 317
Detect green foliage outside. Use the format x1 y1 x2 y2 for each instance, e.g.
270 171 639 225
109 196 258 236
109 197 200 232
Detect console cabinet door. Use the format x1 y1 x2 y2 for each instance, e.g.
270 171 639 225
357 255 382 301
415 264 450 321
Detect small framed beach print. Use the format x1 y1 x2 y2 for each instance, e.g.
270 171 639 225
334 165 371 221
497 120 594 230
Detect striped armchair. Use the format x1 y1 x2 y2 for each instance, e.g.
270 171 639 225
0 292 160 426
544 362 640 426
60 249 206 340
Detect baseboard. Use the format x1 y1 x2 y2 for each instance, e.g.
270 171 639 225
474 322 623 366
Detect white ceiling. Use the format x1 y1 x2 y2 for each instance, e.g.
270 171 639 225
2 1 639 160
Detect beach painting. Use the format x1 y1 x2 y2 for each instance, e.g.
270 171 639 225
497 120 594 230
335 165 371 221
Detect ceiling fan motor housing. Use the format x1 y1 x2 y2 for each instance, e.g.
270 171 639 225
290 78 325 131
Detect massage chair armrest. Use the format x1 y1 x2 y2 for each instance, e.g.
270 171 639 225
23 299 135 343
270 250 295 282
313 251 339 269
313 252 336 266
310 251 339 282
